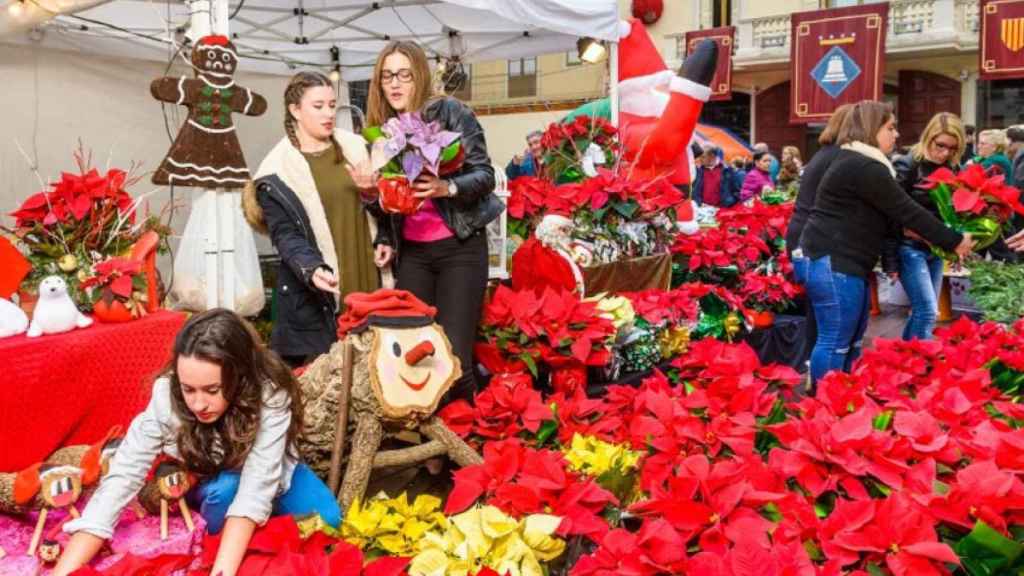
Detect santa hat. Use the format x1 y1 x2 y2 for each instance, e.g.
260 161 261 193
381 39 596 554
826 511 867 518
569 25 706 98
616 18 711 117
337 289 437 338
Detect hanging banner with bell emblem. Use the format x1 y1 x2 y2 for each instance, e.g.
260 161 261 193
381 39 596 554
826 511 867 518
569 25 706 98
790 3 888 124
980 0 1024 80
684 26 735 101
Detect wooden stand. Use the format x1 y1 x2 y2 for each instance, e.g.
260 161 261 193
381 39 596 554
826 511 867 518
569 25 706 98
869 273 881 316
327 340 354 495
179 499 195 533
160 499 169 541
938 276 954 322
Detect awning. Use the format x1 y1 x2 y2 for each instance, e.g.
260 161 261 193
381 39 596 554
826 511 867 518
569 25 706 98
0 0 620 79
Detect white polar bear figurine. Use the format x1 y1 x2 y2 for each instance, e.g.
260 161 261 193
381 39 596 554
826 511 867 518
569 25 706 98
27 275 93 338
0 297 29 338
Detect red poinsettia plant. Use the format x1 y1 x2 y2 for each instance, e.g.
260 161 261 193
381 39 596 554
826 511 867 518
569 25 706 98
477 284 616 375
4 145 168 309
540 115 619 184
737 269 803 313
79 257 149 320
924 163 1024 258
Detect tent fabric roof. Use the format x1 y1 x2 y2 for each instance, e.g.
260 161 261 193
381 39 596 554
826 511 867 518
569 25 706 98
2 0 620 79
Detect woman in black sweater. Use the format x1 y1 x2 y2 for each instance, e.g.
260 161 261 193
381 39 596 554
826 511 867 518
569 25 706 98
786 105 852 385
798 101 972 384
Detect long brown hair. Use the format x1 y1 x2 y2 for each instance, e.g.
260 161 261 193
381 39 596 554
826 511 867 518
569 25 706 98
366 41 435 127
836 100 894 149
284 71 342 164
818 104 854 146
167 309 304 475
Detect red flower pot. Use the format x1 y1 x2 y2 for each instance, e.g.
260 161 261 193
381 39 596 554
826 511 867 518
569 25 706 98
378 177 423 215
751 310 775 329
93 299 134 323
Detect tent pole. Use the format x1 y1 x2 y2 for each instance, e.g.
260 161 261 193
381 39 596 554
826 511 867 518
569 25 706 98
609 41 619 127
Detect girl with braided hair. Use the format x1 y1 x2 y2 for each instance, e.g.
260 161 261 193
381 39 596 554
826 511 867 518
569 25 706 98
243 71 379 365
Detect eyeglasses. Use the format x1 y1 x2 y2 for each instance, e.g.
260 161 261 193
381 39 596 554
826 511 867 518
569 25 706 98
381 69 414 84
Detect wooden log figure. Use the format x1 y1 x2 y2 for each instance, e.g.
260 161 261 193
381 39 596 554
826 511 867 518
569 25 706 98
298 290 483 514
22 464 84 556
146 461 195 540
150 35 267 188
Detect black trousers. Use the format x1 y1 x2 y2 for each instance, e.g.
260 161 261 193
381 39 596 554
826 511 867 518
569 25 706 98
396 232 489 402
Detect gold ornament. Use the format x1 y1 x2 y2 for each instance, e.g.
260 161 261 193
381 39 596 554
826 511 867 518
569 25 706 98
657 326 690 359
57 254 78 272
724 313 742 342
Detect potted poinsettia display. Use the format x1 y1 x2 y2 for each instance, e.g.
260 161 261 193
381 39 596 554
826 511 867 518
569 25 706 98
737 269 803 328
79 257 149 322
364 112 463 215
924 163 1024 259
540 115 618 184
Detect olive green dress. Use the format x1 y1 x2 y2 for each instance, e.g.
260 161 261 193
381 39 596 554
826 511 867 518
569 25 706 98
303 149 379 304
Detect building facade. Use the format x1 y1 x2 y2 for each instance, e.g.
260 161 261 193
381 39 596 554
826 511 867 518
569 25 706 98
452 0 1024 165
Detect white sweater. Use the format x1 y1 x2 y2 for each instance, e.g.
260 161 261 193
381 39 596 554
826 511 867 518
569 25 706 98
64 377 297 539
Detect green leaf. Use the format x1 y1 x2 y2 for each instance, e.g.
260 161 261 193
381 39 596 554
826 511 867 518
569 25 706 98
535 419 558 447
612 200 639 219
519 353 538 378
440 140 461 163
760 503 782 523
866 563 886 576
873 410 894 431
954 520 1024 575
362 125 384 143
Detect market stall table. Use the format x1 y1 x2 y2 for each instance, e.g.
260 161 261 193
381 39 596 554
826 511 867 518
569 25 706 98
0 310 186 472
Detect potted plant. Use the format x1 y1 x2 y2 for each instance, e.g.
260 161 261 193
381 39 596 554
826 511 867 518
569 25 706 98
80 257 149 322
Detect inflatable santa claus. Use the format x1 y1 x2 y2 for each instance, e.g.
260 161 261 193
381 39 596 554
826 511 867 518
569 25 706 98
617 18 718 188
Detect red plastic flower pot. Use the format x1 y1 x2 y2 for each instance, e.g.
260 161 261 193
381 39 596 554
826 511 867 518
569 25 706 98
378 176 423 215
93 298 134 323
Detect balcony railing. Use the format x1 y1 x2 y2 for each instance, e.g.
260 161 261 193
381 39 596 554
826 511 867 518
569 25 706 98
734 0 979 64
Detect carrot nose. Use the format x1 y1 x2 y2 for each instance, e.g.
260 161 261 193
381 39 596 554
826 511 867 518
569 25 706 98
405 341 435 366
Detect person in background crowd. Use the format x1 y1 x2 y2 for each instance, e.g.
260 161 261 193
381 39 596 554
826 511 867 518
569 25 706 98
885 112 967 341
731 156 748 184
1007 125 1024 188
971 129 1013 176
505 130 544 180
752 142 780 182
776 145 804 199
741 151 775 202
691 145 742 208
963 124 977 164
799 100 972 386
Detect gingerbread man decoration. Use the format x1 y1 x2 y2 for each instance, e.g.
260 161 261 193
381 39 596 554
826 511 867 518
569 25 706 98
151 35 267 188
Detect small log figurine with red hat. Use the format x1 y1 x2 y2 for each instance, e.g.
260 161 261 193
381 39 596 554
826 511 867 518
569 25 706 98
150 35 267 188
22 463 84 556
297 289 483 513
136 460 196 540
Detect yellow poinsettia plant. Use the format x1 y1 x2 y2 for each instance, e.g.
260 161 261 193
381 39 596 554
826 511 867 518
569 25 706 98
408 505 565 576
342 492 448 557
563 433 643 503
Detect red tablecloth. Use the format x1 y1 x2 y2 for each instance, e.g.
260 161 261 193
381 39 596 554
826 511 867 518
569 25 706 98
0 310 186 472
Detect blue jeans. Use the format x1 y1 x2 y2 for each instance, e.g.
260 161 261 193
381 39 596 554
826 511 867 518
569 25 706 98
805 256 870 384
897 242 944 341
187 463 341 534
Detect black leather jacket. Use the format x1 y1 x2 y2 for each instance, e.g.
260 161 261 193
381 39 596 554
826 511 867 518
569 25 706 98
367 96 504 252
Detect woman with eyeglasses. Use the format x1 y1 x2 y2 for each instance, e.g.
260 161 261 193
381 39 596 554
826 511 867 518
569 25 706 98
885 112 967 340
364 41 503 402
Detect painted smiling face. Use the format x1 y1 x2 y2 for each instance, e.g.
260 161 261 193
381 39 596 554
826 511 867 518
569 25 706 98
369 323 461 420
39 465 82 509
156 461 192 500
37 539 61 563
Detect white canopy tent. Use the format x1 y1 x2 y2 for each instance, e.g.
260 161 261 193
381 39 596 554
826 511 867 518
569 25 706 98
1 0 620 80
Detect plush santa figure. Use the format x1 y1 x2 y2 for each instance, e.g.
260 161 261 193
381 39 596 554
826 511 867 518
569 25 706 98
511 215 585 296
616 19 718 234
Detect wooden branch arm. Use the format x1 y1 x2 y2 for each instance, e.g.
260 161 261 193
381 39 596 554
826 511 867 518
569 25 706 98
421 417 483 467
372 440 448 469
327 340 354 495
